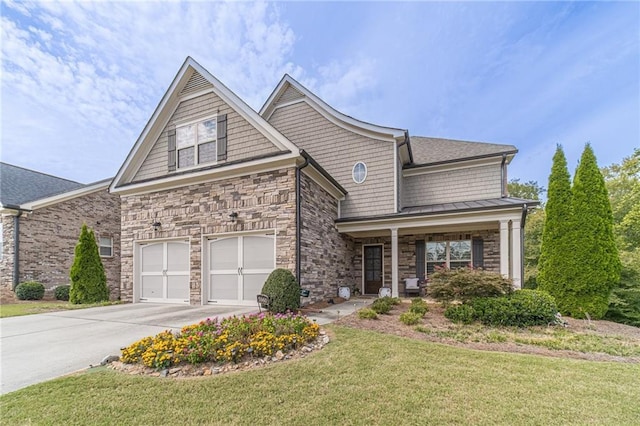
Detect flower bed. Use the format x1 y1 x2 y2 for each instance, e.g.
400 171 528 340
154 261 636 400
121 312 321 370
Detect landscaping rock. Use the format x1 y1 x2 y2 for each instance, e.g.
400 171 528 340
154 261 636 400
275 350 285 360
100 355 120 365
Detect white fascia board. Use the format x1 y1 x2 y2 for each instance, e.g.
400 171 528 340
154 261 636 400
262 76 406 142
111 57 300 192
336 208 522 235
22 180 112 210
403 156 503 177
1 208 20 215
301 166 346 201
112 153 299 196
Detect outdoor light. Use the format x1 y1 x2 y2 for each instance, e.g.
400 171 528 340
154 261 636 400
152 220 161 231
229 212 238 223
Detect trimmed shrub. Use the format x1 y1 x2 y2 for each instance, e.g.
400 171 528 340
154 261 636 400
427 267 513 303
469 297 517 327
358 308 378 320
399 311 423 325
69 224 109 304
54 285 71 301
15 281 45 300
261 268 301 314
444 304 476 324
371 298 393 314
387 297 402 306
470 290 559 327
409 298 429 316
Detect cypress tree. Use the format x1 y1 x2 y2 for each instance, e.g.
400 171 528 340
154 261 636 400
566 144 621 318
538 145 573 309
69 224 109 304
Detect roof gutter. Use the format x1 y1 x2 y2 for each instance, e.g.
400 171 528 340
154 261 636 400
501 154 507 198
295 155 310 286
520 203 528 289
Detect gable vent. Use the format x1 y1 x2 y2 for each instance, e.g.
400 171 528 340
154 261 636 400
180 71 213 96
275 85 304 105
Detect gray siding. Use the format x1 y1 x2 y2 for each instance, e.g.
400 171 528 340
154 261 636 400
134 92 281 182
275 85 304 105
403 163 502 206
268 102 396 218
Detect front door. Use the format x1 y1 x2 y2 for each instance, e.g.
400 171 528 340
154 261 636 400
364 245 383 294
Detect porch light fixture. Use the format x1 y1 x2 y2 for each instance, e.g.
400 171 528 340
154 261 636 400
229 212 238 223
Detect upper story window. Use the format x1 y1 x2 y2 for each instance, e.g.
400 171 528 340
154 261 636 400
176 116 217 169
352 161 367 184
99 236 113 257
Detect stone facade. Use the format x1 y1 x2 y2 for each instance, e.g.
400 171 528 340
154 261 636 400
119 167 297 305
0 189 121 300
299 172 354 304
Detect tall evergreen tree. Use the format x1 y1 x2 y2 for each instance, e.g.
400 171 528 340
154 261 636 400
567 144 621 318
538 145 573 307
69 224 109 304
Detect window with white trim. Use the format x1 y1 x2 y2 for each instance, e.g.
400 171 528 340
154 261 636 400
426 240 471 274
176 116 217 168
352 161 367 184
99 236 113 257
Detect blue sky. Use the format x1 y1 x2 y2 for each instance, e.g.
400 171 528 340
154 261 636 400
1 1 638 193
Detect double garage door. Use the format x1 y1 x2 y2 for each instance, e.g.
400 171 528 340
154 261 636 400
138 234 274 305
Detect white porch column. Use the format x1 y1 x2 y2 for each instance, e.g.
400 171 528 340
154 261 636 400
499 219 510 278
391 227 399 297
511 218 522 289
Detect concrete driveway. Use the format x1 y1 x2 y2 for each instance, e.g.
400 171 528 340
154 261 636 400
0 303 256 394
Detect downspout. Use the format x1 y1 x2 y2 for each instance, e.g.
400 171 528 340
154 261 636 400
520 203 528 289
295 153 310 285
500 154 507 197
13 211 23 290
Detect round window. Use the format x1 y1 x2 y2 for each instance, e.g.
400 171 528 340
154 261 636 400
352 162 367 184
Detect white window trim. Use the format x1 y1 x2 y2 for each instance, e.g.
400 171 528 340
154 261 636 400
176 114 218 170
352 161 367 184
98 236 113 258
425 240 472 274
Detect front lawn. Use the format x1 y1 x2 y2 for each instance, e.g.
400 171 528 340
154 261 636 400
0 300 121 318
1 326 638 425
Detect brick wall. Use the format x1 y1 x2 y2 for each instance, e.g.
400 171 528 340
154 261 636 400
299 172 355 303
119 168 297 305
0 189 121 300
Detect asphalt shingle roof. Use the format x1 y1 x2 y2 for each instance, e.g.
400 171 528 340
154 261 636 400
0 162 85 207
410 136 517 165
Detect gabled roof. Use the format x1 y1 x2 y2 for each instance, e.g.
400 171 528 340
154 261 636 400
260 74 409 144
111 57 300 191
0 162 84 207
409 136 517 166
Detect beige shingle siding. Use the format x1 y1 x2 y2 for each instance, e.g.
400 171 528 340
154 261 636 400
403 164 502 206
268 102 396 218
134 92 280 182
275 85 304 105
179 71 213 97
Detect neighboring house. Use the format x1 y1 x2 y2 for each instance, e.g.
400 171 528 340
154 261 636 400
0 163 121 300
110 57 538 306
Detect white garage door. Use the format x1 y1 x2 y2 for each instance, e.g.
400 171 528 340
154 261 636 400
139 240 190 303
207 234 274 306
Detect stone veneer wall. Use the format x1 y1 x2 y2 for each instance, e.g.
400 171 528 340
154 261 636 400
119 168 297 305
353 229 500 295
0 189 121 300
299 172 355 304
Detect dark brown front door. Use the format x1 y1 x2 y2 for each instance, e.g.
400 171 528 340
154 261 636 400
364 245 383 294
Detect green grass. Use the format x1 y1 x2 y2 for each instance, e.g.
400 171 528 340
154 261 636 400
2 326 639 425
0 300 121 318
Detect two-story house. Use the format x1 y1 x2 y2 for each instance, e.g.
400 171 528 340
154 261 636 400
110 57 537 306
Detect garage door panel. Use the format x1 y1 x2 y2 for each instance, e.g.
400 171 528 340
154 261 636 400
167 275 190 300
242 273 269 301
210 274 238 300
167 242 189 270
141 244 163 272
141 275 163 299
243 236 274 270
210 238 238 270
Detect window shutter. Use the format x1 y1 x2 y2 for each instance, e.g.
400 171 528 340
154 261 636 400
217 114 227 161
416 240 425 280
472 238 484 268
167 129 176 172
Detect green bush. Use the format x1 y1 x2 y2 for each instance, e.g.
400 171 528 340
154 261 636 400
261 268 301 314
15 281 45 300
427 267 513 303
409 298 429 316
470 290 558 327
387 297 402 306
69 224 109 304
469 297 517 327
371 298 393 314
54 285 71 301
444 304 476 324
358 308 378 320
399 311 423 325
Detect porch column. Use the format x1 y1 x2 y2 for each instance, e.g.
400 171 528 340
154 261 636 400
511 218 522 289
499 219 510 278
391 227 399 297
